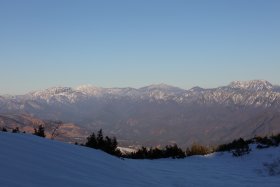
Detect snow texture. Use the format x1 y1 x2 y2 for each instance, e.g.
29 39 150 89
1 132 280 187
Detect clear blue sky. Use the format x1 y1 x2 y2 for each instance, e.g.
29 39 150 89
0 0 279 94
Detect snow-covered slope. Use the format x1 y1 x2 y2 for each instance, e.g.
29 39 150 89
1 132 280 187
0 132 157 187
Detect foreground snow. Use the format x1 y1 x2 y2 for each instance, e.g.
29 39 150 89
0 133 280 187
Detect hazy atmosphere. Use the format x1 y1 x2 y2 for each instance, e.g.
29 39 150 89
1 0 280 94
1 1 280 186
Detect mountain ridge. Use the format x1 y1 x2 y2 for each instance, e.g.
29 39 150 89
10 80 280 106
24 80 280 96
1 80 280 147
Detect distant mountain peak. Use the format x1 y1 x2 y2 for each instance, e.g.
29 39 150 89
142 83 175 88
189 86 205 92
76 84 102 93
30 87 74 96
140 83 184 92
228 80 273 91
76 84 99 90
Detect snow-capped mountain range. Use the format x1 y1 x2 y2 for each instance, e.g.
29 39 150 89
5 80 279 106
1 80 280 147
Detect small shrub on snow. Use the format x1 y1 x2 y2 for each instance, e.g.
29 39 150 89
263 158 280 176
33 125 46 138
12 127 20 133
254 136 274 147
125 144 186 159
186 144 213 156
217 138 251 157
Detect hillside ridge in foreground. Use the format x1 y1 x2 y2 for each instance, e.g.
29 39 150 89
1 132 280 187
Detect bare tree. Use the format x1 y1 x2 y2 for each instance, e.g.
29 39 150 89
42 120 64 139
49 121 63 139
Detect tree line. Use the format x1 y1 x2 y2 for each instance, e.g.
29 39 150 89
83 129 121 156
83 129 213 159
2 125 280 159
80 130 280 158
1 125 46 137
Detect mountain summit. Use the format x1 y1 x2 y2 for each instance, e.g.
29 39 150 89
228 80 273 91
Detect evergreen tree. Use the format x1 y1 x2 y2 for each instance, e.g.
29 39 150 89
33 125 46 138
85 132 97 148
165 144 186 158
85 129 121 157
126 144 186 159
97 129 104 147
217 138 250 156
231 138 250 157
12 127 19 133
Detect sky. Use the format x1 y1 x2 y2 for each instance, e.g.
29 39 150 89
0 0 279 94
